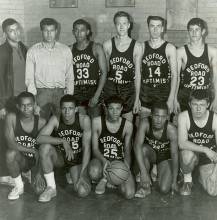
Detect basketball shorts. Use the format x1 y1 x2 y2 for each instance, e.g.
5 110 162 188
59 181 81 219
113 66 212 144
154 150 171 165
103 80 135 114
21 153 36 172
140 86 170 109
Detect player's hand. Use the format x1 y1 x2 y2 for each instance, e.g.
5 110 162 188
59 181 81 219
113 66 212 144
173 99 181 114
210 99 217 113
34 104 41 116
171 181 179 195
166 97 174 114
0 108 6 119
133 99 141 114
205 148 217 163
89 94 99 108
63 140 74 161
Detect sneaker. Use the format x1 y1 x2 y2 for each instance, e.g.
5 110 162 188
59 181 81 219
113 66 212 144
135 185 151 198
38 187 57 202
95 178 107 195
0 176 15 187
8 186 24 200
180 182 193 196
65 173 73 184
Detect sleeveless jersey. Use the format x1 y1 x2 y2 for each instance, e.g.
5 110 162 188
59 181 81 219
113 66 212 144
15 115 39 158
72 41 100 87
145 117 171 163
99 116 125 161
180 44 211 91
188 110 216 164
141 41 171 89
55 114 83 165
108 37 136 84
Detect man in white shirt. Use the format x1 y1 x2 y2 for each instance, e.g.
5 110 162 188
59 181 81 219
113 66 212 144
25 18 74 121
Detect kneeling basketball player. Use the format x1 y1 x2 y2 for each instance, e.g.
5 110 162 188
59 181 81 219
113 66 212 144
134 102 178 198
88 96 135 199
178 90 217 196
5 91 46 200
37 95 91 202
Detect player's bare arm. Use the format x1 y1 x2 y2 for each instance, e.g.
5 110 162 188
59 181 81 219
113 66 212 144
5 113 36 155
103 39 112 69
166 43 178 113
122 120 133 167
133 41 142 114
209 46 217 112
134 118 151 185
167 123 179 191
89 43 108 107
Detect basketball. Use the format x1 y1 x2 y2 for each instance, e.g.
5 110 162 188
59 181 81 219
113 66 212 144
106 160 130 186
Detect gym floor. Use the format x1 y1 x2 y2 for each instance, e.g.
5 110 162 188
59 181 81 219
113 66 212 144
0 173 217 220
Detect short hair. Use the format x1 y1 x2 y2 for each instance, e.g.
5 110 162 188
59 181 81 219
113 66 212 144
151 102 168 114
40 18 58 31
105 96 124 107
2 18 18 32
187 18 206 31
17 91 35 105
147 16 166 27
189 90 210 103
60 95 77 107
73 19 92 39
113 11 132 24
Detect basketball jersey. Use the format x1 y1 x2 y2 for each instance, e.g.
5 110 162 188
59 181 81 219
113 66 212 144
72 41 100 87
14 115 39 158
55 114 83 165
99 116 125 161
141 41 171 89
180 44 211 91
145 117 171 161
188 110 216 164
108 37 136 84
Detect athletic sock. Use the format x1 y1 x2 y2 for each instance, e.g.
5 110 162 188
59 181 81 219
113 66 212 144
184 173 192 183
13 175 24 188
44 172 56 189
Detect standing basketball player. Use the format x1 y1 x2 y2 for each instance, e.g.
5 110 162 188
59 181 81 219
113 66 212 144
177 18 217 112
37 95 91 202
178 90 217 196
134 102 178 198
5 92 46 200
71 19 107 117
88 96 135 199
103 11 142 121
140 16 178 117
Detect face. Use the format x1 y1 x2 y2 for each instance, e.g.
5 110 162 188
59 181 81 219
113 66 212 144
148 20 164 39
5 23 21 43
107 103 123 121
61 102 76 122
188 25 205 42
42 25 57 43
151 108 168 130
73 24 89 42
189 99 209 118
114 16 130 37
18 97 34 118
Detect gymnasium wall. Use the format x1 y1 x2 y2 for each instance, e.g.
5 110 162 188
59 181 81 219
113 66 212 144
0 0 217 47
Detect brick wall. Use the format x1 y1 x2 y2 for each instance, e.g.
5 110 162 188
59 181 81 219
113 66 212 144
0 0 217 47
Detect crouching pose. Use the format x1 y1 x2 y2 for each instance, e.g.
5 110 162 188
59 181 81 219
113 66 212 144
134 102 178 198
5 92 46 200
37 95 91 202
88 96 135 199
179 90 217 196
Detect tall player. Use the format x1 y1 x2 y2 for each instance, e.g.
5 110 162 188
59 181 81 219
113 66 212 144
71 19 107 117
5 91 46 200
177 18 217 112
103 11 142 121
140 16 178 117
178 90 217 196
37 95 91 202
134 102 178 198
88 96 135 199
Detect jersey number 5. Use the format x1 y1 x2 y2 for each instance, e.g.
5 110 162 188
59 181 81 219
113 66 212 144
115 70 123 81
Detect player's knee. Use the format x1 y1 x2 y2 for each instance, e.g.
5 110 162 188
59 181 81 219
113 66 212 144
39 144 53 159
181 150 196 166
88 159 102 181
6 149 18 164
159 183 170 194
124 189 135 200
77 184 91 198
